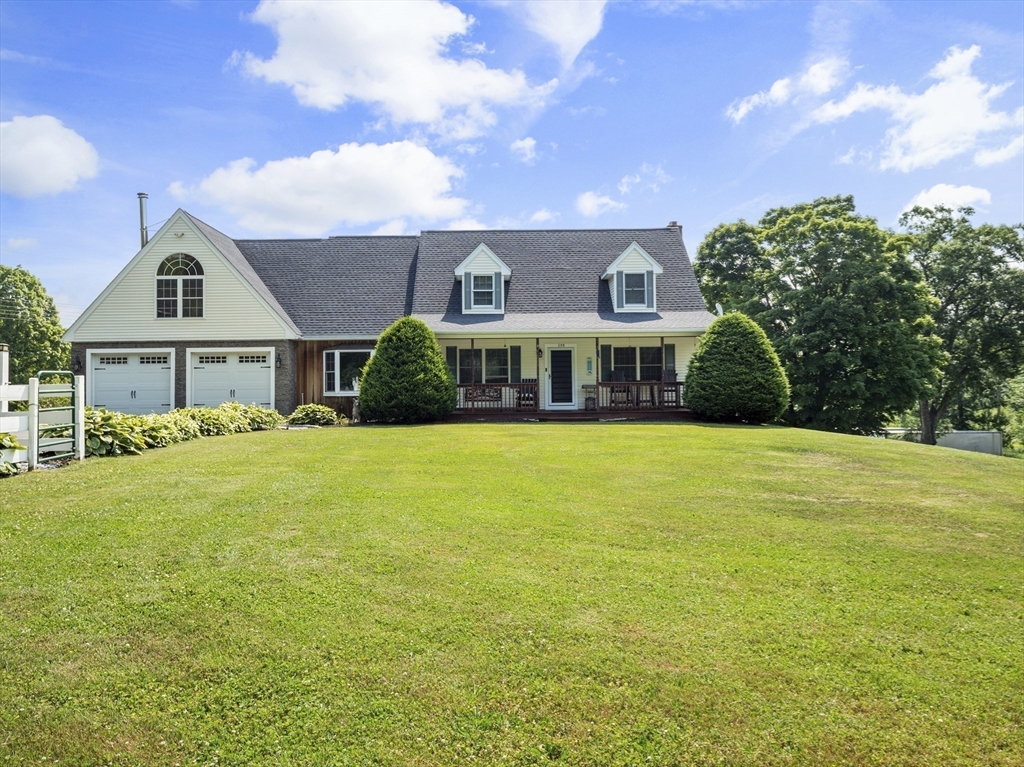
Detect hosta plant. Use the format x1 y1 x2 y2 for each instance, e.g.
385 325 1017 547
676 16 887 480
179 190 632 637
287 404 338 426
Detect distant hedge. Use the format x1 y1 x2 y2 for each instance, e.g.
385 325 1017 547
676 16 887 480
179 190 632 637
685 312 789 424
358 317 456 423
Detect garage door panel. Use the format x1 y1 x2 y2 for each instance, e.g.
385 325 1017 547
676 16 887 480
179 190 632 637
91 353 172 415
191 351 272 409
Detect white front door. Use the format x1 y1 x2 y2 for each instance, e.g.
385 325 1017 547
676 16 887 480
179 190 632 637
90 351 174 414
190 350 273 408
546 346 576 409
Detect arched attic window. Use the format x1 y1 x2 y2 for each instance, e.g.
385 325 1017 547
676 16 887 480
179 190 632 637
156 254 204 318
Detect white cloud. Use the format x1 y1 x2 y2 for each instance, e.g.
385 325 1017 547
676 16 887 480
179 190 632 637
567 105 607 117
529 208 558 223
170 141 467 236
575 191 626 217
238 0 557 139
446 217 489 230
0 115 99 197
903 183 991 212
975 134 1024 166
5 237 37 249
510 1 607 69
727 56 847 123
618 163 671 194
372 219 408 235
812 46 1022 172
510 137 537 164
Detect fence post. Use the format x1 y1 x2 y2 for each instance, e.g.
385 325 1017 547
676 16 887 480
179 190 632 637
27 377 39 470
74 375 86 460
0 343 8 412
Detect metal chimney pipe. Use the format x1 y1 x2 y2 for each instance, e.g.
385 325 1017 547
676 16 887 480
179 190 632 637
137 192 149 249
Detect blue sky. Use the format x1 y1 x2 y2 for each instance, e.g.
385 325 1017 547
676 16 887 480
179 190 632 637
1 0 1022 324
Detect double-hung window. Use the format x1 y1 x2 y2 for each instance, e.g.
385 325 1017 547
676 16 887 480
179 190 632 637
458 348 510 384
324 349 372 395
472 275 494 308
156 254 204 318
623 273 647 306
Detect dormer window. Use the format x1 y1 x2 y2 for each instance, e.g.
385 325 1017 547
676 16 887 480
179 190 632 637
455 243 512 314
156 254 204 318
602 242 664 314
472 275 494 307
623 273 647 306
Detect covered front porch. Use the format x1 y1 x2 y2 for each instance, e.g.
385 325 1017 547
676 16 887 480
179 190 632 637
439 334 698 415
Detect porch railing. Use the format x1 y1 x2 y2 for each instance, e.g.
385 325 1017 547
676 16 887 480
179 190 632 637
596 381 683 410
456 381 539 411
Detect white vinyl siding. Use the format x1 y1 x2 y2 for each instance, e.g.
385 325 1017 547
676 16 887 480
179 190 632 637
616 248 654 271
71 218 288 341
463 248 504 273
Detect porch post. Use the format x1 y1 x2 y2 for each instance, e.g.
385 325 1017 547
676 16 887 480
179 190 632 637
660 336 665 409
470 338 476 409
535 337 541 411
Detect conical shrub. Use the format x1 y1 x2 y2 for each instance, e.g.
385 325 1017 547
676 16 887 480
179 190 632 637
358 317 457 423
685 312 789 423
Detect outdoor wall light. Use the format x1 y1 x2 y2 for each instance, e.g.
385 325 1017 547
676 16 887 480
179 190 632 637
275 353 282 369
72 357 82 372
536 347 543 358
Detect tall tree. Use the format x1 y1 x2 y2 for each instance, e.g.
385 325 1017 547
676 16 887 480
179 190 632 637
695 196 941 435
899 206 1024 445
0 265 69 384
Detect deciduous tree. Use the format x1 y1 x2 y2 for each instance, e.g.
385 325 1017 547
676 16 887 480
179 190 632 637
695 196 941 435
900 206 1024 445
0 265 69 383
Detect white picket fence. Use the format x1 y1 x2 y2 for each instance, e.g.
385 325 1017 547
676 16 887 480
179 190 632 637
1 346 85 470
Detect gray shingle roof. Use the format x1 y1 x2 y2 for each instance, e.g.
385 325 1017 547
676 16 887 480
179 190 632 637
412 228 709 319
232 235 420 336
192 214 713 337
185 213 302 336
417 311 716 335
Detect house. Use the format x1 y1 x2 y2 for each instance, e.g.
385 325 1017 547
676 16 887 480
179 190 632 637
63 209 716 417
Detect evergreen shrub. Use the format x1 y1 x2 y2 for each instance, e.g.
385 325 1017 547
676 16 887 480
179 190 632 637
358 317 456 423
685 312 790 424
288 404 338 426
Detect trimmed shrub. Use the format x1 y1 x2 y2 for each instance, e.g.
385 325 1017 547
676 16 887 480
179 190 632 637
358 317 456 423
685 312 790 424
288 403 338 426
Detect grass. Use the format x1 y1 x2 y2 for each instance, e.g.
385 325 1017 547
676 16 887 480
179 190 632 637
0 423 1021 766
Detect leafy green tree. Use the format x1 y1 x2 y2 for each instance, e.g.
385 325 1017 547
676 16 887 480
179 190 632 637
695 196 941 435
685 312 789 423
359 316 456 423
899 206 1024 445
0 265 69 383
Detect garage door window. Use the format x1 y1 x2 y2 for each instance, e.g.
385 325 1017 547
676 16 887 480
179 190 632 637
324 349 372 395
156 254 204 319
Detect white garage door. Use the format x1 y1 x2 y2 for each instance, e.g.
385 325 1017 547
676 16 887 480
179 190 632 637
191 351 273 409
91 353 173 414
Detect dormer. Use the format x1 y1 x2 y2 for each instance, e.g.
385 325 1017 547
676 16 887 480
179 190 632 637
602 242 664 313
455 243 512 314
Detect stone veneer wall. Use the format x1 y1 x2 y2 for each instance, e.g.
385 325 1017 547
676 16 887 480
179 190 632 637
70 340 299 415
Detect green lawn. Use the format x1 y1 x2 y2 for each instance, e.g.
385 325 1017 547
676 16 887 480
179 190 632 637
1 424 1021 766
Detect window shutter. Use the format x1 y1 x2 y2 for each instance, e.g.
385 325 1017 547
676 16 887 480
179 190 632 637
600 345 612 382
646 270 654 308
446 346 458 380
464 272 473 310
664 344 675 372
493 271 502 310
510 346 521 383
616 270 624 309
